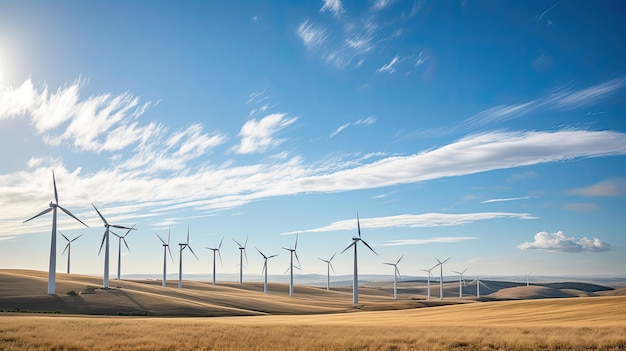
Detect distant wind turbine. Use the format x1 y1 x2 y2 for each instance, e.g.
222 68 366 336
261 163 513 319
60 232 83 275
435 257 451 300
112 225 135 280
526 271 532 287
383 255 403 299
420 264 437 301
317 253 336 291
93 204 136 289
155 229 174 287
451 267 468 299
256 247 278 294
282 234 301 297
469 278 491 298
341 213 377 304
178 225 199 288
233 235 248 284
23 170 88 295
205 236 223 286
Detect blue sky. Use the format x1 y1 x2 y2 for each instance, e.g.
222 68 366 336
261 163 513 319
0 0 625 281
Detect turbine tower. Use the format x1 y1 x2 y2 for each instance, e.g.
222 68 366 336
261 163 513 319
470 278 491 298
435 257 451 300
60 232 83 275
155 229 174 287
526 271 532 287
93 204 136 289
317 253 336 291
256 247 278 294
113 225 135 280
205 237 223 286
383 255 403 299
178 225 199 288
341 213 377 304
420 264 437 301
451 267 468 299
282 234 301 297
233 236 248 284
24 170 88 294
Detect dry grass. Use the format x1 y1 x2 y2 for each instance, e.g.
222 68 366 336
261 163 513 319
1 296 625 351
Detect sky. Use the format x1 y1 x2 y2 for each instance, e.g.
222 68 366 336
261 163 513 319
0 0 625 283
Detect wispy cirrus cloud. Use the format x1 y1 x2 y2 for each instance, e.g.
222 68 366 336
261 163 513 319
481 196 537 204
320 0 344 18
377 55 403 74
330 116 377 137
518 231 611 253
283 212 536 234
566 178 626 197
233 113 298 154
296 20 327 49
375 237 479 246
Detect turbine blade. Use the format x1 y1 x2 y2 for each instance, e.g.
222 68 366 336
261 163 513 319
155 233 166 245
294 251 301 268
62 243 70 255
52 169 59 204
356 212 361 238
256 247 266 259
268 254 278 259
329 252 336 262
243 248 248 265
233 238 243 248
442 257 452 264
294 233 298 250
92 203 108 226
186 225 190 244
218 236 224 250
243 235 248 249
462 267 469 274
261 261 266 275
167 228 171 245
167 245 174 263
341 241 356 254
360 239 378 256
396 255 404 265
329 262 336 275
110 224 134 230
396 267 401 278
188 245 199 260
217 250 223 266
283 266 290 275
60 231 70 242
71 234 83 242
23 207 53 223
98 232 107 256
122 237 131 254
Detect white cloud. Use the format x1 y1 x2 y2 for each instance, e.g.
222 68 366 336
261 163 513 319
233 113 298 154
0 79 36 119
481 196 536 203
375 237 479 246
296 20 326 49
518 231 611 253
373 0 398 11
330 123 350 138
330 116 377 137
377 55 403 74
320 0 345 18
284 212 536 234
549 78 626 110
566 178 626 197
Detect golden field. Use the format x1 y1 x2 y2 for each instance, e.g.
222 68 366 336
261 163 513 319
0 270 625 350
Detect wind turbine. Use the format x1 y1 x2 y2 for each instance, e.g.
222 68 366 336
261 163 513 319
341 213 377 304
282 234 301 297
93 203 136 289
451 267 468 299
24 170 88 294
155 229 174 287
469 278 491 298
60 232 83 275
205 237 223 286
178 225 199 288
233 235 248 284
420 265 437 301
317 253 336 291
256 247 278 294
526 271 532 287
112 225 135 280
383 255 403 299
435 257 451 300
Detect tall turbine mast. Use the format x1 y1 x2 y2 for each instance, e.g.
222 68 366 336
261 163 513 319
282 234 301 296
112 225 135 280
256 247 278 294
435 257 451 300
420 264 437 301
24 170 88 294
451 267 468 299
233 235 248 284
93 204 135 288
178 225 199 288
317 253 336 291
205 237 223 286
341 212 377 304
155 229 174 287
383 255 403 299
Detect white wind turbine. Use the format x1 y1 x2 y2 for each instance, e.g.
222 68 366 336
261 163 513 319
113 225 135 280
383 255 403 299
341 213 377 304
256 247 278 294
205 237 223 286
60 231 83 275
155 229 174 287
93 204 136 289
233 235 248 284
435 257 451 300
317 253 336 291
420 264 437 301
24 170 88 294
282 234 301 297
178 225 199 288
469 278 491 298
525 271 532 287
451 267 468 299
